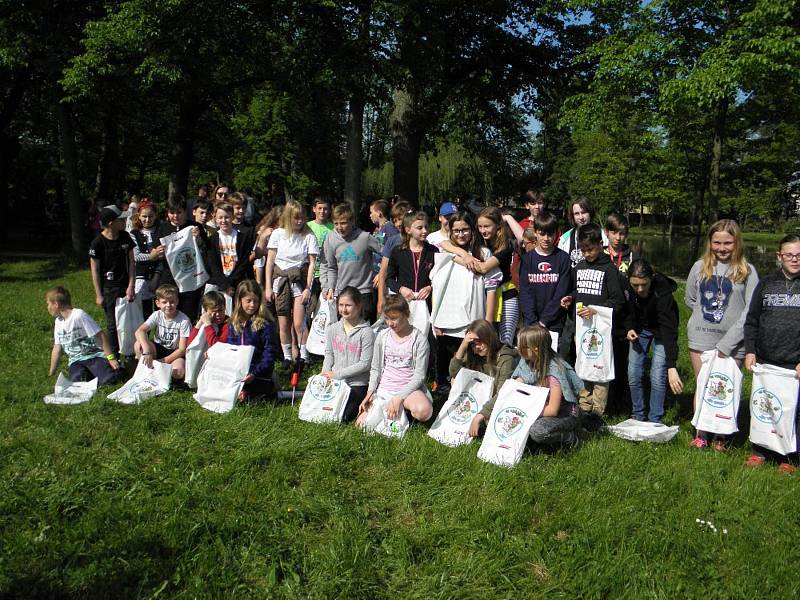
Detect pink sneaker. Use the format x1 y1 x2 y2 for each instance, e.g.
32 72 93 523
689 437 708 449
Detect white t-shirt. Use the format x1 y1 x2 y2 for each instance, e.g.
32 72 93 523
426 229 447 250
145 310 191 350
267 228 319 271
217 229 238 276
54 308 105 365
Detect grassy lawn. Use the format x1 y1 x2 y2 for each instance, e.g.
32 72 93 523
1 259 798 598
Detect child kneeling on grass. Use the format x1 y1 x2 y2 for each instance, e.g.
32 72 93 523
743 234 800 473
513 325 584 449
226 280 278 402
321 286 375 422
134 284 191 381
46 286 122 385
356 295 432 426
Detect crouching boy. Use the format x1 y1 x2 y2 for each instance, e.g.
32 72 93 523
134 284 191 380
46 286 122 384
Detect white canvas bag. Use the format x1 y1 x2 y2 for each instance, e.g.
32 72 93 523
429 368 494 447
574 305 615 382
43 374 98 405
749 363 799 456
184 326 209 388
193 342 255 413
361 390 410 439
430 254 479 332
160 228 209 293
691 350 742 435
408 300 431 338
298 375 351 423
307 300 334 356
108 358 172 405
115 297 144 356
607 418 680 443
549 330 559 352
477 380 548 467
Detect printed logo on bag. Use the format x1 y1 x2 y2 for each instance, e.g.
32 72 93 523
703 372 735 408
309 377 338 403
493 407 527 440
312 309 329 336
447 392 478 424
175 247 197 274
751 388 783 425
387 419 402 434
129 378 160 396
580 328 604 359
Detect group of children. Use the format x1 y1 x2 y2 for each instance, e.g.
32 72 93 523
47 192 800 470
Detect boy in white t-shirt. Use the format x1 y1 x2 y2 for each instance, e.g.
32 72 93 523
46 286 122 384
134 284 191 380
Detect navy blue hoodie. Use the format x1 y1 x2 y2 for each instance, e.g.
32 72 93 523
519 247 572 331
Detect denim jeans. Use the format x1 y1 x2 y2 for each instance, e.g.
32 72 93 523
628 330 667 423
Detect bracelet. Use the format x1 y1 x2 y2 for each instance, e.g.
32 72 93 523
106 354 116 361
141 352 150 356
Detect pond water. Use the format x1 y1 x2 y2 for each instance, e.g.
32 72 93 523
628 235 779 280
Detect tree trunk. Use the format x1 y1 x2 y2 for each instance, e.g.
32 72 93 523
56 101 86 256
708 98 728 223
94 112 120 203
639 201 644 227
667 209 675 237
344 95 365 213
390 89 422 205
0 71 29 242
168 94 205 202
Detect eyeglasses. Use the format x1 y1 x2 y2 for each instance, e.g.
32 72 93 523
779 253 800 261
451 229 471 236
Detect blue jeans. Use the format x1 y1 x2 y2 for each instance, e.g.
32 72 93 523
628 330 667 423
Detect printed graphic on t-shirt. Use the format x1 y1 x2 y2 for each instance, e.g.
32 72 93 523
700 277 732 324
576 269 605 296
147 312 190 350
340 245 359 263
527 261 560 283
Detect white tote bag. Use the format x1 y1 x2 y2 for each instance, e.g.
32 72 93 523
43 374 98 405
574 305 615 382
691 350 742 435
607 418 680 443
430 254 481 333
115 297 144 356
429 368 494 447
160 228 209 293
750 363 799 456
361 390 410 439
184 326 209 389
307 300 334 356
549 330 559 352
107 359 172 405
193 343 255 413
298 375 351 423
408 300 431 338
477 380 548 467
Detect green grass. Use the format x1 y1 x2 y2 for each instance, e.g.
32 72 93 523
2 259 799 598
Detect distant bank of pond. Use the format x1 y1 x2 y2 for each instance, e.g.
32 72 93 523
628 234 781 280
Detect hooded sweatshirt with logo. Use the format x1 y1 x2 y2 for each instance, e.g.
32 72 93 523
570 251 627 336
743 269 800 370
321 319 375 387
519 247 572 331
321 228 382 296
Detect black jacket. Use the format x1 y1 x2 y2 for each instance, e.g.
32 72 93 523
386 242 438 293
205 226 257 291
744 269 800 369
624 273 680 368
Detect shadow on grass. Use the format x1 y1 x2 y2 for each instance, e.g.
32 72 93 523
0 257 82 283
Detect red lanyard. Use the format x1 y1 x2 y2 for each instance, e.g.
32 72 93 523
411 250 421 291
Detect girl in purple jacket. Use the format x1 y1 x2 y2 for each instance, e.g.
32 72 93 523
228 280 278 401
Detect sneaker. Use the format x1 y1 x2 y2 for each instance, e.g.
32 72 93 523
711 439 727 452
744 454 765 467
689 437 708 449
778 462 797 474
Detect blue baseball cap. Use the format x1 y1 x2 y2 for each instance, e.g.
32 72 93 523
439 202 458 217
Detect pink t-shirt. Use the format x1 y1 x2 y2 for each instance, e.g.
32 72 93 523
378 331 414 394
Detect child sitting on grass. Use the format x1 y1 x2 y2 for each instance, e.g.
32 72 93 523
226 280 278 402
321 286 375 421
356 295 432 426
134 284 191 381
188 291 230 348
46 286 122 385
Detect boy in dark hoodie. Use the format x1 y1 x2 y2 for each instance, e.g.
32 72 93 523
625 259 683 423
561 223 627 418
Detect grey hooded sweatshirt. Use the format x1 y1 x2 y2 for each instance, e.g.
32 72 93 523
321 319 375 387
321 228 382 296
